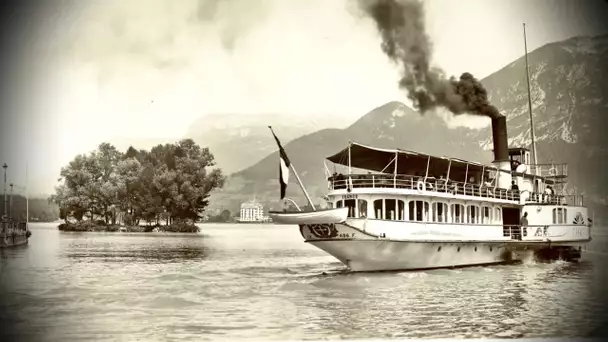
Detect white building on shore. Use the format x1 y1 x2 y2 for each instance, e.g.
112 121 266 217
239 198 265 222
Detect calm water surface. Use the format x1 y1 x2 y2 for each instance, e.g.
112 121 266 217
1 222 608 341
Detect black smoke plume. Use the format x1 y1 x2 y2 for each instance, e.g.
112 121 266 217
359 0 502 118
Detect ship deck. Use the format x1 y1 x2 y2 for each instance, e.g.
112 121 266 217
328 173 584 206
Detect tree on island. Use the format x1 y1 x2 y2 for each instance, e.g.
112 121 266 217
207 209 234 223
50 139 225 232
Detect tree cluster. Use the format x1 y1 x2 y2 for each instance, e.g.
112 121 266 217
50 140 225 230
206 209 234 223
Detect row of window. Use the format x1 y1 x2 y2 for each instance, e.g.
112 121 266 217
553 208 567 224
335 199 502 224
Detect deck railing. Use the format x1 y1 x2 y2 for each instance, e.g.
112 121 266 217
502 225 539 240
0 221 28 234
530 163 568 179
329 174 584 206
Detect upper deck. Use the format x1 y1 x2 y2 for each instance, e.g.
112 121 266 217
328 173 583 206
324 142 581 207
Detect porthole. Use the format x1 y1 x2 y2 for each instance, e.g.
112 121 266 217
457 246 461 252
490 247 493 252
474 247 478 252
438 246 442 252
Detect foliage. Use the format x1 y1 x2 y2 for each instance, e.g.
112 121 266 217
206 209 234 223
50 139 225 227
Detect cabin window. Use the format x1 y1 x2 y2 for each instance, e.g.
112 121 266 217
336 200 343 208
552 208 567 224
432 202 448 222
495 208 502 224
409 201 429 222
358 200 367 218
451 204 464 223
374 199 383 219
467 205 480 224
344 199 356 218
385 199 397 220
482 206 491 224
398 200 405 220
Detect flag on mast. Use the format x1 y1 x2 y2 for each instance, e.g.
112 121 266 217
269 126 291 199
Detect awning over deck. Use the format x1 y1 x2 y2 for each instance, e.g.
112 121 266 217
325 141 494 175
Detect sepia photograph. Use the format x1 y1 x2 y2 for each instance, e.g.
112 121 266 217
1 0 607 341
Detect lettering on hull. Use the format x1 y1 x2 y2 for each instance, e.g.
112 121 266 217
531 225 587 239
573 227 587 237
534 226 549 237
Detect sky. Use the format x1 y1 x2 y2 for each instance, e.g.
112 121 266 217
0 0 607 196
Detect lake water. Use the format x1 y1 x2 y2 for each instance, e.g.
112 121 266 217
1 222 608 341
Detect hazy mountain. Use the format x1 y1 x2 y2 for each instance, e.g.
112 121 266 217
183 113 347 174
209 34 608 215
471 34 608 207
210 102 490 212
109 137 177 152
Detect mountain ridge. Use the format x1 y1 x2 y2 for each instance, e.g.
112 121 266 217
206 33 608 216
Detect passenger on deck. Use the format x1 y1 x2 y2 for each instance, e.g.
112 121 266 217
520 212 528 227
516 212 528 241
511 180 519 191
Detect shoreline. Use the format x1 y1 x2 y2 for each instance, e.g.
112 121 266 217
57 221 200 233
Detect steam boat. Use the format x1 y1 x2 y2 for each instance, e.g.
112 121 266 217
269 115 592 271
1 163 31 248
267 26 591 272
1 218 30 248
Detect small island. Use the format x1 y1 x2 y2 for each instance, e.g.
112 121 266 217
50 139 225 233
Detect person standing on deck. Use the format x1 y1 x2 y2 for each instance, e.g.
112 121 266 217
520 212 529 226
519 212 529 240
511 180 519 191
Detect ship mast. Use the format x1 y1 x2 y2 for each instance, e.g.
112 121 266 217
2 163 7 220
26 163 29 226
523 23 539 175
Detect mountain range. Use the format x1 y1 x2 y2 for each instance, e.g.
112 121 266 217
205 34 608 216
182 113 347 175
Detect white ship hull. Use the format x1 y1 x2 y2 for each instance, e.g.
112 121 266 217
298 220 589 272
0 222 30 248
0 231 29 248
310 239 513 272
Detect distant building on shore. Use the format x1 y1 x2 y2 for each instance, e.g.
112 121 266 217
238 198 271 223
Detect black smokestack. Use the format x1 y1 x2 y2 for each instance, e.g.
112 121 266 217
491 116 509 162
359 0 501 119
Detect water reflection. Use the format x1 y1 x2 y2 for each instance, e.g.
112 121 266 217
501 273 527 320
0 244 29 259
61 234 210 263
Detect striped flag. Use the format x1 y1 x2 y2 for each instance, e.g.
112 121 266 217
269 127 291 199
